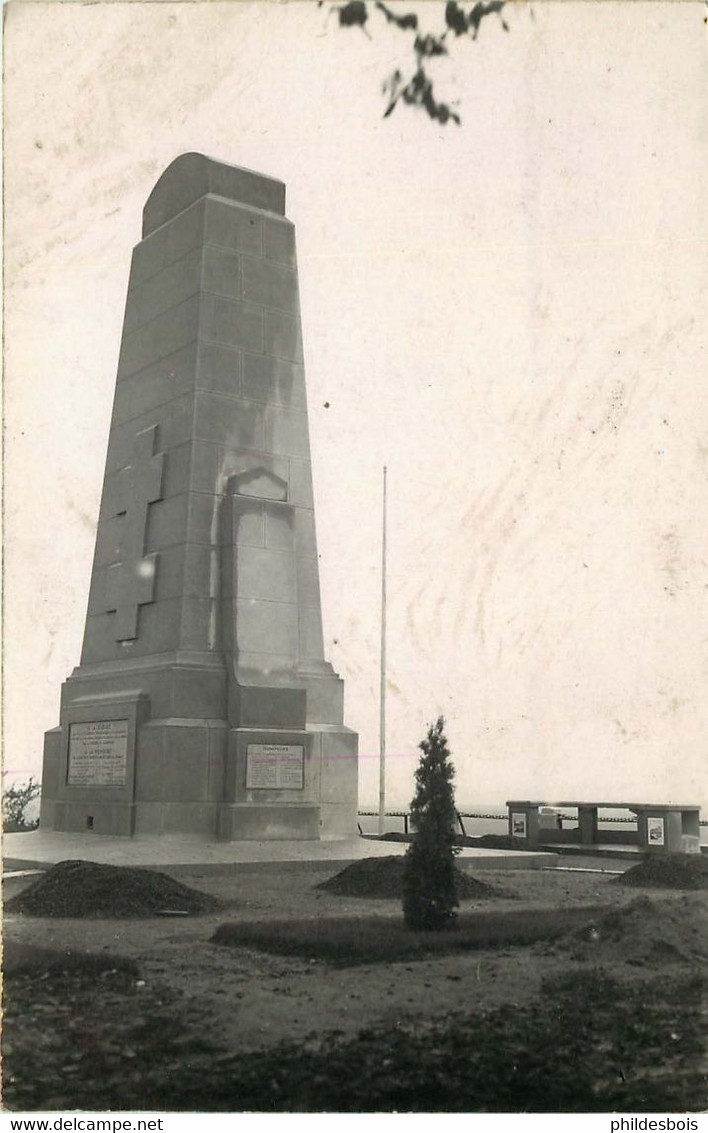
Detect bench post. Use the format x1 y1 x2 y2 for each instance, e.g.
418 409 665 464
577 806 598 845
507 802 539 845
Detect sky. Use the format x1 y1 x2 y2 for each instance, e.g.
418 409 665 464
4 0 707 812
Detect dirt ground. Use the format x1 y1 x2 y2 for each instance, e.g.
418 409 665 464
3 861 637 1051
3 858 707 1112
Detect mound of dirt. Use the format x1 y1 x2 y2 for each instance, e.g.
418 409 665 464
377 833 529 851
616 854 708 890
5 859 222 919
316 856 499 899
553 894 708 965
457 834 528 851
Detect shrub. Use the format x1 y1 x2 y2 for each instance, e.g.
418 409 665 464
3 777 41 832
403 716 459 931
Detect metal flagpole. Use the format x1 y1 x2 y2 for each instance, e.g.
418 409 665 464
378 465 387 836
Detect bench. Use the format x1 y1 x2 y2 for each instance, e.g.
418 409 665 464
506 800 701 854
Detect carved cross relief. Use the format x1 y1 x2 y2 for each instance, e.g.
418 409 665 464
105 425 165 641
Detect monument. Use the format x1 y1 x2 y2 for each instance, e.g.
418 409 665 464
40 153 359 841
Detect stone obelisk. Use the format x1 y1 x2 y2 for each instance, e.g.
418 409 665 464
41 153 359 840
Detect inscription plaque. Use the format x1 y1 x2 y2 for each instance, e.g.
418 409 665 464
67 719 129 787
246 744 304 790
511 812 528 838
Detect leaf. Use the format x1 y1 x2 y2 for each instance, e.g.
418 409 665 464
374 1 418 31
337 0 368 28
468 0 506 39
445 1 469 36
414 34 448 58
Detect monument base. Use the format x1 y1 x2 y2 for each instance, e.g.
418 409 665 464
219 723 358 841
40 674 358 841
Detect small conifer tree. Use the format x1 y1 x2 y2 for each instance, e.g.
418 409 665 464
403 716 459 931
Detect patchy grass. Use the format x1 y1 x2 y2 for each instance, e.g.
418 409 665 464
198 970 706 1113
2 965 221 1111
211 905 611 965
3 940 139 978
4 963 704 1112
